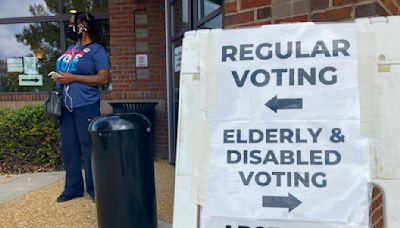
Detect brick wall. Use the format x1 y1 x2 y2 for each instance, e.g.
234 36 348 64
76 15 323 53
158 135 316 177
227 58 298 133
108 0 167 158
371 185 384 228
223 0 398 227
224 0 399 28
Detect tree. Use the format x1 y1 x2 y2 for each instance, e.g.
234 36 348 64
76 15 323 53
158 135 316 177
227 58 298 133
12 0 109 92
13 4 60 92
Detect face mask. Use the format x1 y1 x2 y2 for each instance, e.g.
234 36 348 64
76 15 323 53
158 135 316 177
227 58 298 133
66 26 78 41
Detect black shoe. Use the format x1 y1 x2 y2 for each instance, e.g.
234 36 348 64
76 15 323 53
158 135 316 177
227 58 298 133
89 194 95 203
56 194 82 203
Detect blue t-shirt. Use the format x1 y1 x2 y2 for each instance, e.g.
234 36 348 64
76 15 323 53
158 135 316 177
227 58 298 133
56 43 110 108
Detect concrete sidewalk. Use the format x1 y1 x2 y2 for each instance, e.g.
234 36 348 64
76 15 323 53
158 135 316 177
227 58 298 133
0 171 65 204
0 160 173 228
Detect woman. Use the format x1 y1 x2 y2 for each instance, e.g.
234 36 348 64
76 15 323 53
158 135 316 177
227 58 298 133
49 12 110 202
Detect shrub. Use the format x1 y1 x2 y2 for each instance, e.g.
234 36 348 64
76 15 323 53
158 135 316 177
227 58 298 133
0 105 61 167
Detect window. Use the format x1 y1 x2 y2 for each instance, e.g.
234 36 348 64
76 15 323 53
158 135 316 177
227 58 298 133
198 0 222 20
0 0 59 18
0 0 109 93
0 22 61 92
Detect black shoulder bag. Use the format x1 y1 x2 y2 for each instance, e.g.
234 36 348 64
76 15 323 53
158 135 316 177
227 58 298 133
44 85 63 121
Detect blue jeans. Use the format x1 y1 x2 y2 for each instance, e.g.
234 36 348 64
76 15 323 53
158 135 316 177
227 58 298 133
59 102 100 197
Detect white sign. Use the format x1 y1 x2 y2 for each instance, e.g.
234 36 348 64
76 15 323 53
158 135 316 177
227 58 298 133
136 54 148 67
18 75 43 86
23 57 38 74
7 58 23 72
174 46 182 72
202 23 370 226
201 215 369 228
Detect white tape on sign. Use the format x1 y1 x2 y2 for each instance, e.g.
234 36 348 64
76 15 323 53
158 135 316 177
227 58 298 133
181 31 200 74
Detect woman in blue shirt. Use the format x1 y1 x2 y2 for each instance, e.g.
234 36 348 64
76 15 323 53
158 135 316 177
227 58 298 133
49 12 110 203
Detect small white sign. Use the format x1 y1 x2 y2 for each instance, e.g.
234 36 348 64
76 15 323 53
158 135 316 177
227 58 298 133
18 75 43 86
7 58 23 72
23 57 38 74
174 46 182 72
136 54 148 68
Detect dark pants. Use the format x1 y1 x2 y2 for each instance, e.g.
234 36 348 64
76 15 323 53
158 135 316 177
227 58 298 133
59 102 100 197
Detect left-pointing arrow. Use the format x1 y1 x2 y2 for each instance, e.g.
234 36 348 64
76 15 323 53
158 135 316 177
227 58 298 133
262 193 302 212
265 95 303 113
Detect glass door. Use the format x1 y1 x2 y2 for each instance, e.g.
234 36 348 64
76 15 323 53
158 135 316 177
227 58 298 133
166 0 223 164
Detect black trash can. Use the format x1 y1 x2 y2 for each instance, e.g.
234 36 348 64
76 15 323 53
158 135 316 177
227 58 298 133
109 102 158 125
89 113 157 228
109 102 158 160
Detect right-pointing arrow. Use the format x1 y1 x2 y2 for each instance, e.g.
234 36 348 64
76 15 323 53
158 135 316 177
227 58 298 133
262 193 302 212
21 78 39 82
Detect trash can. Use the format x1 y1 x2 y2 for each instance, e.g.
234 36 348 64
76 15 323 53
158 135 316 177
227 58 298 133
109 102 158 125
89 113 157 228
109 102 158 160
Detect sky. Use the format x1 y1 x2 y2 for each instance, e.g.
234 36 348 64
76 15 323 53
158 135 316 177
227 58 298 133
0 0 54 59
0 24 32 59
0 0 54 18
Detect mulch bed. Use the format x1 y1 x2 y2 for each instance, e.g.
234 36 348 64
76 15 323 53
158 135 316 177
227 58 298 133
0 161 62 175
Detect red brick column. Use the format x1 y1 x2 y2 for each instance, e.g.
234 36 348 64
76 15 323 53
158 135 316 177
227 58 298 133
107 0 168 158
371 185 384 228
311 0 393 22
224 0 399 28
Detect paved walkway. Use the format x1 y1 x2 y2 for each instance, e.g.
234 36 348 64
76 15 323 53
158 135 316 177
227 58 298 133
0 171 65 204
0 160 173 228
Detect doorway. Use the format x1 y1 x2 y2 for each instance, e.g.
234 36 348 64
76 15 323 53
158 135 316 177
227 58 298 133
166 0 223 163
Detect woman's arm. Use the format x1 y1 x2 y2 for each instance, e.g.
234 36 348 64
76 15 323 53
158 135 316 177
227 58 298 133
57 70 110 86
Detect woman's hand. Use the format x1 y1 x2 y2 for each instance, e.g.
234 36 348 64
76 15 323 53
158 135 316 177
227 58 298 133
57 72 75 84
54 70 109 86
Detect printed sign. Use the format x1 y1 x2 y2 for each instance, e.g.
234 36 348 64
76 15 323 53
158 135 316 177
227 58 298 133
18 75 43 86
202 23 370 226
136 54 148 68
201 215 370 228
7 58 23 72
174 46 182 72
23 57 38 74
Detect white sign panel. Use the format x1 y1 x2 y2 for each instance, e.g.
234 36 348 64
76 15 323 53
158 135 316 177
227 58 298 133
174 45 182 72
23 57 38 74
202 23 370 226
7 58 23 72
18 75 43 86
136 54 148 68
201 215 369 228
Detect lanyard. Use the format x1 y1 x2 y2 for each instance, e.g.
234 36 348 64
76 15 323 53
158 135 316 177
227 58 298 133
64 41 94 112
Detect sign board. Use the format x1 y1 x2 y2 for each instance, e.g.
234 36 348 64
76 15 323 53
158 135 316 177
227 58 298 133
23 57 38 74
18 75 43 86
136 54 148 68
201 215 369 228
174 46 182 72
201 23 370 226
7 58 23 72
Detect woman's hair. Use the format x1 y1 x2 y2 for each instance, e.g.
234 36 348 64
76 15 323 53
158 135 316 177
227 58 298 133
74 12 107 47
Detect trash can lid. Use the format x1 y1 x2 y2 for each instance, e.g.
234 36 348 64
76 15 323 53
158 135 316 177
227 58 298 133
89 115 135 132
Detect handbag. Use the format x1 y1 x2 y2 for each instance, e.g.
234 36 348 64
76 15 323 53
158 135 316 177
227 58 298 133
44 89 63 121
